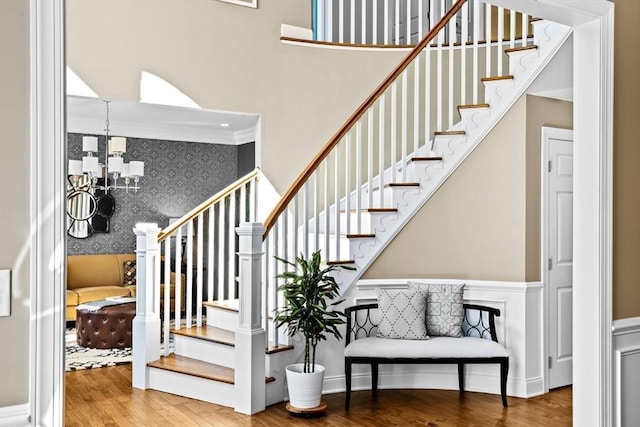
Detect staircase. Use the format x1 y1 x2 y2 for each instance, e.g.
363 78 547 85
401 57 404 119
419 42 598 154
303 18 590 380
132 0 572 415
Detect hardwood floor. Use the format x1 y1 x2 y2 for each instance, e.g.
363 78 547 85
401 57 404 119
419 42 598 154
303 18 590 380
65 365 572 426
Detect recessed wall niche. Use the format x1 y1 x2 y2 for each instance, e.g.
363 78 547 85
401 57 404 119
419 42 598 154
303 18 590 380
66 133 254 255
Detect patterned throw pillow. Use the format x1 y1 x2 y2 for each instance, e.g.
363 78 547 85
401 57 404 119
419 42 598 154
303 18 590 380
419 282 465 337
123 260 136 287
376 286 429 340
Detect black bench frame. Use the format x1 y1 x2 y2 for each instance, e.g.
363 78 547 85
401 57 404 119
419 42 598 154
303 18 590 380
344 303 509 409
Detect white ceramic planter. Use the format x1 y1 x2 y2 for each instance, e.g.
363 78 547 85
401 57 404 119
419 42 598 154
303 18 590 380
285 363 325 409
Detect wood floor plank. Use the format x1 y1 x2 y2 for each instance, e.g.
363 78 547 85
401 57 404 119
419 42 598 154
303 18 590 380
66 365 572 426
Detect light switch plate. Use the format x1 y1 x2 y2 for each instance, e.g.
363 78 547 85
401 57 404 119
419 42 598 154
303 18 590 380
0 269 10 316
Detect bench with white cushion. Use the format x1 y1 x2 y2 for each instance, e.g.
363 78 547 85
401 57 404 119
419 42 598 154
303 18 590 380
344 303 509 409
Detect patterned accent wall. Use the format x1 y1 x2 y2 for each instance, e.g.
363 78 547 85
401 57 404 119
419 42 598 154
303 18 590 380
67 133 245 255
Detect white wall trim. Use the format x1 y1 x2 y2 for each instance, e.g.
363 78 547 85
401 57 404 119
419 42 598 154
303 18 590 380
29 0 66 425
0 404 30 426
612 317 640 336
612 317 640 427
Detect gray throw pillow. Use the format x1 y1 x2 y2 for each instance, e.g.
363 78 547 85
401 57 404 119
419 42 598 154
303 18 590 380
376 286 429 340
418 282 465 337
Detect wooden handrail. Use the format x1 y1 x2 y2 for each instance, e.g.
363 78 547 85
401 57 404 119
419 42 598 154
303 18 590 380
262 0 467 240
158 168 260 243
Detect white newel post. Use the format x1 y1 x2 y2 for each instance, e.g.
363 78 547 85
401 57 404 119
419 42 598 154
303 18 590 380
235 222 267 414
132 223 162 389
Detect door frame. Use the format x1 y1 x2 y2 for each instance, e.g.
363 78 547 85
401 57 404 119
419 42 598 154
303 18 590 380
30 0 615 425
541 126 574 393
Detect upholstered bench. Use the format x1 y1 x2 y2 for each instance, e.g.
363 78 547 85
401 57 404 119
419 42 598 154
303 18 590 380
344 302 510 409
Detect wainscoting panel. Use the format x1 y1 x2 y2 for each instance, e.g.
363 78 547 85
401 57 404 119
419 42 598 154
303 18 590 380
0 404 30 426
347 279 545 398
612 316 640 427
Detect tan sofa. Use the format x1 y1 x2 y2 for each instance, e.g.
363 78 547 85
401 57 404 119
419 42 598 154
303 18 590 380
66 254 185 321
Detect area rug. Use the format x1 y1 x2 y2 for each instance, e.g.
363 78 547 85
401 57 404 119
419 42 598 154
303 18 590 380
65 328 133 371
65 328 175 372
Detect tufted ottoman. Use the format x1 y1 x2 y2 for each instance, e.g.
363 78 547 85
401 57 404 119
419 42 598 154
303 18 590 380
76 302 136 349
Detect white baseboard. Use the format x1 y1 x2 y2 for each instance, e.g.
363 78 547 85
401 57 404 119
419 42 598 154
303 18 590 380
0 404 30 426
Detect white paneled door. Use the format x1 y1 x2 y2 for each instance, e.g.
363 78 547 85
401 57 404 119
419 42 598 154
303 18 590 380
544 127 574 390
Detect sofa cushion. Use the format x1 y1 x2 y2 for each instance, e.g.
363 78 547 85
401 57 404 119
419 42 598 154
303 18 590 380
75 286 131 304
410 282 465 337
67 254 136 289
345 336 509 359
66 289 79 306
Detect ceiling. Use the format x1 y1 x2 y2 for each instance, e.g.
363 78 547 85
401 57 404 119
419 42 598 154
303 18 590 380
67 96 259 145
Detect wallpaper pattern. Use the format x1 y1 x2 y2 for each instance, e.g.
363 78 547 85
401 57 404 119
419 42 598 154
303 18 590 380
67 133 246 255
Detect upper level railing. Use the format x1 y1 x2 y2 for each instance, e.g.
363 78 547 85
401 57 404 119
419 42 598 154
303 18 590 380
313 0 531 47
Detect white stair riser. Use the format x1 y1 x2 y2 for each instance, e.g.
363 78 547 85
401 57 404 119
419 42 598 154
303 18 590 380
174 335 235 368
205 306 239 330
302 233 351 261
148 367 236 408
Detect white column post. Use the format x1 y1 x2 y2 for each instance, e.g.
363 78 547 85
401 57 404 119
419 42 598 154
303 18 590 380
132 223 162 389
234 222 266 415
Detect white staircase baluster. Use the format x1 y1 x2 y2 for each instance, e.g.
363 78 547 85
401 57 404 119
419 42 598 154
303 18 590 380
497 6 504 76
293 194 299 259
522 13 528 47
207 207 214 301
367 109 374 210
391 82 397 183
418 0 424 40
218 199 225 301
372 0 378 44
406 0 411 44
414 58 420 154
425 49 431 151
485 2 491 77
401 70 408 182
228 193 236 299
350 0 355 43
262 237 270 344
174 227 183 329
473 0 479 104
339 0 344 43
324 160 330 260
186 220 194 328
378 96 385 207
303 183 309 258
345 133 352 232
356 122 363 233
510 9 516 49
314 171 320 252
196 213 204 326
163 238 171 356
437 18 443 131
334 146 341 259
448 8 455 128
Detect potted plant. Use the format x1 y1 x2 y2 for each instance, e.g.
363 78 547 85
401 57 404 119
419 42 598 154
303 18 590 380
273 250 354 410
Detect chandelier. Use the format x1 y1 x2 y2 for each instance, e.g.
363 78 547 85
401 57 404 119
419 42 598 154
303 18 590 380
68 100 144 192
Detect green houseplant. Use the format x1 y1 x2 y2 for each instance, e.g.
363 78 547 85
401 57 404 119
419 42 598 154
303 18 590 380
274 250 354 409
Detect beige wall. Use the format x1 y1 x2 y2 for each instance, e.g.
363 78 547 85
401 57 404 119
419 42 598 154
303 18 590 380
66 0 406 192
613 0 640 320
0 0 30 406
364 95 572 281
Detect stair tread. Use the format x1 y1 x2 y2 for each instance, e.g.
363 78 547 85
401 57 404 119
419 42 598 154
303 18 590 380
326 260 355 265
504 45 538 54
172 324 234 346
339 208 398 213
434 130 466 136
172 323 294 354
481 75 515 82
202 299 239 312
148 354 275 384
410 156 443 162
387 182 420 187
346 233 375 239
457 103 490 111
